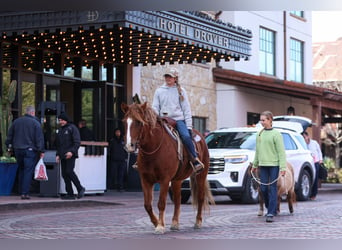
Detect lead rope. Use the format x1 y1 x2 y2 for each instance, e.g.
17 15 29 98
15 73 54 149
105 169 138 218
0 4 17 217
251 170 289 195
250 169 281 186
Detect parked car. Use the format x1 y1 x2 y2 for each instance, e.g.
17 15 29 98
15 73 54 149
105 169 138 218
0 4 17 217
170 117 315 204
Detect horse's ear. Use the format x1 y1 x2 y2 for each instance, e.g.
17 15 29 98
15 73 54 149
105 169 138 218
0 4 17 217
121 103 128 113
141 102 147 110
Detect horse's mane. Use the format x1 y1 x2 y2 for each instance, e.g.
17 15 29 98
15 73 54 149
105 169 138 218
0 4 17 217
127 103 158 129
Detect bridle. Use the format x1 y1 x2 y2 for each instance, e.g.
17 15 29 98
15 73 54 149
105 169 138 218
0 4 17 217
129 117 164 155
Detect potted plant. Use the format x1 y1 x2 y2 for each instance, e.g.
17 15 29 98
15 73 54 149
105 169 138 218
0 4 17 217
0 80 18 195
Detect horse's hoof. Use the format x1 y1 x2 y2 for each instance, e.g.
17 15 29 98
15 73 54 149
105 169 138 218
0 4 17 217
154 226 165 234
257 211 263 216
170 224 180 231
194 223 201 230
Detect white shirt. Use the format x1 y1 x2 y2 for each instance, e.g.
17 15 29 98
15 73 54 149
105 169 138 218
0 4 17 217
307 139 323 163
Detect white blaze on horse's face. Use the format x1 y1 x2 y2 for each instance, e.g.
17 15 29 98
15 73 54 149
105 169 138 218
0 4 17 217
125 117 135 152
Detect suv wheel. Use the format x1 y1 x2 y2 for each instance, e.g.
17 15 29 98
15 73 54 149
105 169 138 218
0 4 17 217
230 174 259 204
296 169 311 201
168 189 191 204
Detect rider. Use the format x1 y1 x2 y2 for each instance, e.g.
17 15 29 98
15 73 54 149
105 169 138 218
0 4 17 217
152 68 204 174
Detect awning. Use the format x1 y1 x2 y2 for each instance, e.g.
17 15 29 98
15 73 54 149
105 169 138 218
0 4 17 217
0 11 252 66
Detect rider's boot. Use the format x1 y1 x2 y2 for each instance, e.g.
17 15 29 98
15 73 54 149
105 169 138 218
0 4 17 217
190 157 204 174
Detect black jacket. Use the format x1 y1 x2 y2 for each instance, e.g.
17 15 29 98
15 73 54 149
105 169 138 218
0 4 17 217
56 123 81 158
79 126 95 141
109 136 127 162
5 114 45 153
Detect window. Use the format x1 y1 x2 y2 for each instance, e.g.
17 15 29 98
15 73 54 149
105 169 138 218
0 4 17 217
290 38 304 82
192 117 206 135
281 133 298 150
259 27 275 76
290 11 304 18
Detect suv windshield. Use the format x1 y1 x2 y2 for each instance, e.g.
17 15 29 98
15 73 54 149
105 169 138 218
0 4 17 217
206 132 257 150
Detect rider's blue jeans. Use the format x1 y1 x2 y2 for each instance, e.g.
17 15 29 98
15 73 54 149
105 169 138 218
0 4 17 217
259 166 279 216
176 120 197 159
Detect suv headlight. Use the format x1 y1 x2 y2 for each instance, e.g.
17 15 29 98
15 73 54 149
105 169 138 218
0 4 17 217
224 155 248 164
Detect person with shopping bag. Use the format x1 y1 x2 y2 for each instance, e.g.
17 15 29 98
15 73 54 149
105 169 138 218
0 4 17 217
5 106 45 200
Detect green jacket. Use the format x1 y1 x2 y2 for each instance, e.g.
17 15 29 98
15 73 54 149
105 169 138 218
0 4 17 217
253 128 286 171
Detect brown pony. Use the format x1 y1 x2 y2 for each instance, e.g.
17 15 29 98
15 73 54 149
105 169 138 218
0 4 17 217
121 102 214 234
250 162 296 216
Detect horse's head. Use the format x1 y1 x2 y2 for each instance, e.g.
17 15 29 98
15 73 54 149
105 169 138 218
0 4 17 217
121 102 157 153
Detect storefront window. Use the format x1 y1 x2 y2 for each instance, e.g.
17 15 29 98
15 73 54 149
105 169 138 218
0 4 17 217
21 81 35 115
81 89 93 129
100 64 107 81
82 59 93 80
1 68 11 88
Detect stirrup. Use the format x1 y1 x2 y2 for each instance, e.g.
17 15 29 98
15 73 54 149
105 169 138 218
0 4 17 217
190 158 204 174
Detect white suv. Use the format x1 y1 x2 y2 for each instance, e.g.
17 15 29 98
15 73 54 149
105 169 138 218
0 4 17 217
173 118 315 204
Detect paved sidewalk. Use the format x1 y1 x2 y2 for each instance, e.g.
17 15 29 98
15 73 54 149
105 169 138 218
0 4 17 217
0 183 341 210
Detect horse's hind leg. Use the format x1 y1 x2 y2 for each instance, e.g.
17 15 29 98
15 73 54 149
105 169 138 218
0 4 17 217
141 180 159 229
170 180 182 231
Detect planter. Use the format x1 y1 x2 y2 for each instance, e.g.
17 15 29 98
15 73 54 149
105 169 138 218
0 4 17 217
0 162 18 195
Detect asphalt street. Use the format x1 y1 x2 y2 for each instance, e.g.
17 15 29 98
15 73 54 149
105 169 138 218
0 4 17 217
0 183 342 239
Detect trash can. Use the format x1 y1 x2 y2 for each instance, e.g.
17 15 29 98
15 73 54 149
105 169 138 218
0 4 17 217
40 150 60 197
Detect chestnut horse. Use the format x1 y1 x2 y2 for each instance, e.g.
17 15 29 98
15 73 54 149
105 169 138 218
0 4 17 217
121 102 214 234
250 162 296 216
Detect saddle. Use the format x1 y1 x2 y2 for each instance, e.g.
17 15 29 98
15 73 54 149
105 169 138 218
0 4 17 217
159 116 201 162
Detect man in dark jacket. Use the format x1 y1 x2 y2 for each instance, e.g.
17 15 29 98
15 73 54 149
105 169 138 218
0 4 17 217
6 106 45 199
55 112 85 200
109 128 127 191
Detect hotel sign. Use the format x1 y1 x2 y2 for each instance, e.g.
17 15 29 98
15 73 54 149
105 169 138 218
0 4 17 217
158 18 230 48
125 11 252 57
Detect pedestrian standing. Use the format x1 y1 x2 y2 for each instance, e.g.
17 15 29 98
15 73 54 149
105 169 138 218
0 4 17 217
5 105 45 199
108 128 128 191
302 131 323 200
251 111 286 223
152 68 204 174
78 119 95 141
55 112 85 200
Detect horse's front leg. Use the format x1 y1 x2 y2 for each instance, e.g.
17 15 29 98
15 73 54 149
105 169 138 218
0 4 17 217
170 180 182 231
141 180 159 228
155 181 170 234
194 175 206 229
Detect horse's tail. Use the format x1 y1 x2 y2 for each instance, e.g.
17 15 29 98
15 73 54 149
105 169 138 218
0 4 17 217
190 175 215 211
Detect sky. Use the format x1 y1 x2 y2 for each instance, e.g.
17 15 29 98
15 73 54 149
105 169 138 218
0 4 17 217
312 11 342 43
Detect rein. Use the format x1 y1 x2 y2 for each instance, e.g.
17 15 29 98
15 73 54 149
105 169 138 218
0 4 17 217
137 121 164 155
